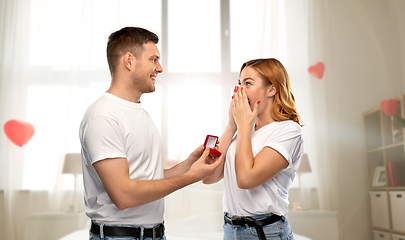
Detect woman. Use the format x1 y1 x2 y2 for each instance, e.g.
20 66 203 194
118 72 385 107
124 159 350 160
204 58 304 240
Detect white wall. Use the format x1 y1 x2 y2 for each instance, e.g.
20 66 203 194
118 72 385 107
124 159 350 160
0 191 4 237
315 1 405 239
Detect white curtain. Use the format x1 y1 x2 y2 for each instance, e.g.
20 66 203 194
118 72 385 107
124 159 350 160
0 1 162 239
1 1 34 239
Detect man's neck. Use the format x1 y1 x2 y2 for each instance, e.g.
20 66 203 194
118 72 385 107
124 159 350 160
107 85 142 103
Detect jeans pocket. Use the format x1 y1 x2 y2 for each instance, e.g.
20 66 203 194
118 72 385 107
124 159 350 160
286 230 294 240
89 233 100 240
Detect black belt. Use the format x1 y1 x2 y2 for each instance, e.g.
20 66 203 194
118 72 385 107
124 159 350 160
90 221 164 239
224 213 283 240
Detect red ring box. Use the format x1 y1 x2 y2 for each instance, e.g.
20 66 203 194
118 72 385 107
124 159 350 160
203 135 222 157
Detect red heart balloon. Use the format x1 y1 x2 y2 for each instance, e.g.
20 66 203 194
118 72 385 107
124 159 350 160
308 62 325 79
380 99 398 116
3 119 35 147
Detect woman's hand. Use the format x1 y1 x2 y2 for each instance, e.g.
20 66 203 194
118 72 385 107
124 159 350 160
228 102 237 131
232 87 260 130
227 86 238 131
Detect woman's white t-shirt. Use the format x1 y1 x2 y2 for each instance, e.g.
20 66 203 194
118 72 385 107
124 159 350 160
223 120 304 216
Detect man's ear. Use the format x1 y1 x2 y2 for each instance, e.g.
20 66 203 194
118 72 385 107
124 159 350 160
268 85 277 98
124 52 133 71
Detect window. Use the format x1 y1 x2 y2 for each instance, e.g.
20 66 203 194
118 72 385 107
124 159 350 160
18 0 302 190
28 0 162 70
22 0 163 190
230 0 286 71
167 84 223 159
167 0 221 73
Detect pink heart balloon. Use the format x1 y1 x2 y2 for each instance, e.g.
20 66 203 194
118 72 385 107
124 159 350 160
308 62 325 79
3 119 35 147
380 99 398 116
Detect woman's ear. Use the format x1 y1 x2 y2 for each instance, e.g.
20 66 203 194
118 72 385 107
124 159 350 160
268 85 277 98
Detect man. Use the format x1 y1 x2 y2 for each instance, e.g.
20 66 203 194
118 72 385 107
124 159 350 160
79 27 221 240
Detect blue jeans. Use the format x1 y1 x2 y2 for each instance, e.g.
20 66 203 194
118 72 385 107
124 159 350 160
223 213 294 240
89 223 166 240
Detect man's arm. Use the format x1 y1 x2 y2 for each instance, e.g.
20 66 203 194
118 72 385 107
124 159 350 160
163 145 205 179
93 148 221 210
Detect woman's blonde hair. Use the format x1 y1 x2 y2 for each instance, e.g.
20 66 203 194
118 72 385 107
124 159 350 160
240 58 302 126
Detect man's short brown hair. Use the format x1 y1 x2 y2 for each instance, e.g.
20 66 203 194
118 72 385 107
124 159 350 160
106 27 159 76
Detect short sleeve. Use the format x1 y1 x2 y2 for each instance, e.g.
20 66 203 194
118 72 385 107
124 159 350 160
265 122 303 171
81 116 127 164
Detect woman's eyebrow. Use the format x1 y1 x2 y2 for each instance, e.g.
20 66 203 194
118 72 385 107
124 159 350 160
241 77 254 82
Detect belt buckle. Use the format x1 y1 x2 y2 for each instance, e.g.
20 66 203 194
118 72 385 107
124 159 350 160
152 224 160 240
231 216 243 227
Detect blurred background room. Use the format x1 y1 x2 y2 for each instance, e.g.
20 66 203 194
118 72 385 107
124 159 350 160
1 0 405 240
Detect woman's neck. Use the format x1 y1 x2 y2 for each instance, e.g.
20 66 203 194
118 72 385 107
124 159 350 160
255 114 276 131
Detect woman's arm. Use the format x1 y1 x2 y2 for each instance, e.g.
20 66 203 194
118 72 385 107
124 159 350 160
235 126 288 189
203 125 236 184
203 99 238 184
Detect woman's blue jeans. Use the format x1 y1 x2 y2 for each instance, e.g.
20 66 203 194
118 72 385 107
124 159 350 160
223 213 295 240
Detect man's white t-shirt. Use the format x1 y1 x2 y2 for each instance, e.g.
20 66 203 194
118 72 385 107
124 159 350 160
79 93 164 226
223 120 304 217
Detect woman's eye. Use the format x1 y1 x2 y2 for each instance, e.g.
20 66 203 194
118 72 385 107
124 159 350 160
246 82 251 86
